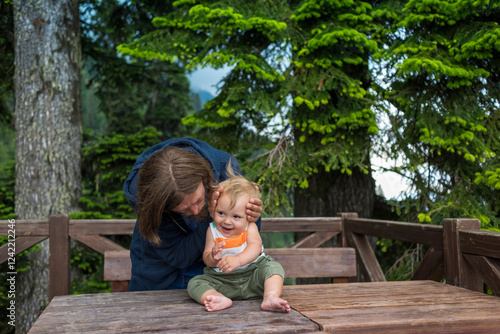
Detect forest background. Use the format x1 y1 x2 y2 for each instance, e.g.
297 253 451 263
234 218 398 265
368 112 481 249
1 0 499 333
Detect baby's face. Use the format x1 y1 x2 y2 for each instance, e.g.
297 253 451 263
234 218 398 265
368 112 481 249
213 193 249 238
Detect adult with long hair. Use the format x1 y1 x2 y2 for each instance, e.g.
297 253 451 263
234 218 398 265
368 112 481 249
124 138 263 291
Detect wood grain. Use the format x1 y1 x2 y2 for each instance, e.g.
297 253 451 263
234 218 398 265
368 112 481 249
282 281 500 333
104 248 357 283
29 282 500 333
28 289 319 333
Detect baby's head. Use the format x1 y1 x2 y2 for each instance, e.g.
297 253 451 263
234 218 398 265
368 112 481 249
216 162 260 210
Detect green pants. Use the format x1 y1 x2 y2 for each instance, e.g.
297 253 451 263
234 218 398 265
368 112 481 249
187 255 285 303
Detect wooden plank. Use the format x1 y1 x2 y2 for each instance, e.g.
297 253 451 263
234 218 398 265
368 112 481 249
344 218 443 247
104 248 357 282
282 281 489 306
71 234 126 254
290 232 339 248
29 289 320 333
261 218 342 233
0 236 48 264
266 248 356 278
308 307 500 333
346 232 385 282
68 217 343 235
49 215 70 300
411 246 444 281
0 220 48 236
460 229 500 259
69 219 136 235
443 218 482 292
282 281 500 333
111 281 129 293
104 250 131 281
463 254 500 297
30 281 500 333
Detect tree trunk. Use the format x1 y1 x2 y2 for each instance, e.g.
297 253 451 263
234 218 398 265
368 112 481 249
294 167 376 219
13 0 81 332
294 165 375 284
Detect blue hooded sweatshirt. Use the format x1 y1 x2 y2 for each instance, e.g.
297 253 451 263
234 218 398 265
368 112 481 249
124 138 261 291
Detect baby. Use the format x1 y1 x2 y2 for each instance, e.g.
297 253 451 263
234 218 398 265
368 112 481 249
187 165 290 313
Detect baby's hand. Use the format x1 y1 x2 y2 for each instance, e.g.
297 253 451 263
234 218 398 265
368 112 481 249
212 241 225 261
217 255 241 273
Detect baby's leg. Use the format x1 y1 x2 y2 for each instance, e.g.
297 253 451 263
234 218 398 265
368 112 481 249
261 275 291 313
200 289 233 312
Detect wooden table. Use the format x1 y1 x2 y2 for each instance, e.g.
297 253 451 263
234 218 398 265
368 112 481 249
283 281 500 333
29 281 500 333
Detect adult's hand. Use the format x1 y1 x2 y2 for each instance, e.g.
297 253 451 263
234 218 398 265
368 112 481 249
209 186 224 219
246 186 263 223
210 185 262 223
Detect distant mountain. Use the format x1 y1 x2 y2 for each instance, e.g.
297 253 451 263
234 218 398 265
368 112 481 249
197 90 214 105
191 89 214 111
190 89 215 111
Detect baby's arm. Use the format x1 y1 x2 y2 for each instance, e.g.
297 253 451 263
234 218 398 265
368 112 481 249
217 223 262 273
203 228 224 267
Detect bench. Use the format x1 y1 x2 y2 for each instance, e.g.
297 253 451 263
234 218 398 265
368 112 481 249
104 247 357 292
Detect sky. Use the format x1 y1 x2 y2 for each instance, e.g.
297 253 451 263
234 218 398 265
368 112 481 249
188 66 231 96
188 67 409 200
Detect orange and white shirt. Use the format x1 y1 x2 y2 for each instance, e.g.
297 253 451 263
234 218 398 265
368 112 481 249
210 222 264 272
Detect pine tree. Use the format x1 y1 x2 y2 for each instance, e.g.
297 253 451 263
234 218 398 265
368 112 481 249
118 0 379 217
373 0 500 227
81 0 194 137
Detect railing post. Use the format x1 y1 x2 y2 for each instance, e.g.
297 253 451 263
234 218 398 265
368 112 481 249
337 212 358 247
443 218 482 292
49 214 71 300
338 212 384 282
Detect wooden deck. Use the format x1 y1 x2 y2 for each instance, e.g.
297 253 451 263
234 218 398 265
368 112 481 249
28 281 500 333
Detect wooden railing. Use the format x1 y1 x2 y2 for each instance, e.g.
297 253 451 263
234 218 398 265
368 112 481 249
343 215 500 296
1 213 499 300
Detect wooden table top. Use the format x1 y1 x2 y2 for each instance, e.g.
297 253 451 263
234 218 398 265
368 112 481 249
282 280 500 333
29 280 500 334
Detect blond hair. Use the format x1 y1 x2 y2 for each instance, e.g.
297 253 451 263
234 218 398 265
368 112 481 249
216 161 260 210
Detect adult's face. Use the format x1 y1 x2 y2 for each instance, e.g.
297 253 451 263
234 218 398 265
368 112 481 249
171 182 206 217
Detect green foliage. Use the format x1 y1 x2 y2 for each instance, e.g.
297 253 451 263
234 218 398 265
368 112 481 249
0 237 40 333
383 243 425 281
261 231 295 284
261 232 294 249
81 0 195 137
0 157 14 333
69 242 110 295
69 125 163 295
0 1 14 186
79 126 163 218
0 160 14 219
118 0 380 216
81 68 108 136
0 160 36 333
373 0 500 227
0 0 14 127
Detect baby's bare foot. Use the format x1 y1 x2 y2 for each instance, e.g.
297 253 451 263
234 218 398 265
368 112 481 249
204 295 233 312
261 295 291 313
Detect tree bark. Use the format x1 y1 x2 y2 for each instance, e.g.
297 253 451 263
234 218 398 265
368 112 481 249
294 167 376 219
13 0 81 332
294 165 375 284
